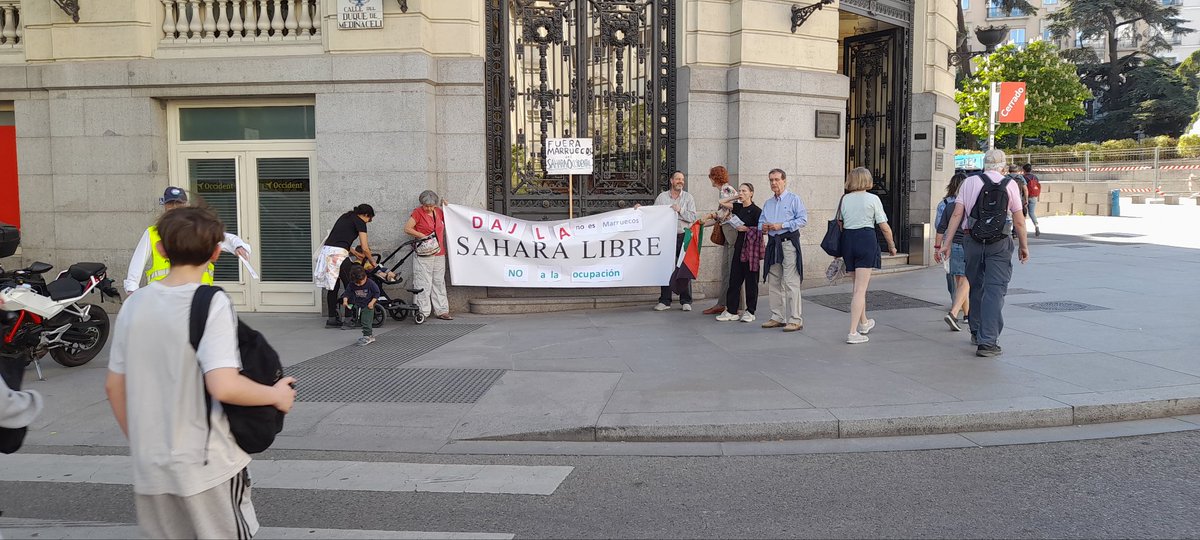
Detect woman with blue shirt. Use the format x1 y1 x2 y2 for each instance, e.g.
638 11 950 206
839 167 897 344
934 173 970 331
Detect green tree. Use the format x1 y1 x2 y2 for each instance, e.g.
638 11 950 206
954 0 1037 81
956 41 1092 149
1048 0 1192 109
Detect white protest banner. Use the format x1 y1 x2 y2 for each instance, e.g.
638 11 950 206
445 204 675 288
544 138 594 175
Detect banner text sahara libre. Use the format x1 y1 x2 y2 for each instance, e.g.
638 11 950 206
444 204 677 288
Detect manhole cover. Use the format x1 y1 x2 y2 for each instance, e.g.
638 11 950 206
806 290 939 313
1091 232 1145 238
291 367 506 403
1007 288 1042 295
1017 301 1109 313
295 324 485 369
1055 244 1095 249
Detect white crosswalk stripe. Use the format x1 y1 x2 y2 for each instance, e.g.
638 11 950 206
0 454 573 496
0 518 514 540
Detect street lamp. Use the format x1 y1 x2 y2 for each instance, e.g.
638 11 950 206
948 25 1010 68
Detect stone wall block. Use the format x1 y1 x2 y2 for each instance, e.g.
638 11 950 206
437 172 487 210
436 133 486 174
49 136 156 176
14 137 51 176
55 211 146 251
89 175 161 213
681 99 729 139
51 175 91 213
14 99 50 138
47 98 85 137
435 94 486 135
436 58 485 85
316 132 432 174
316 90 430 134
329 54 434 83
82 97 158 137
15 174 51 219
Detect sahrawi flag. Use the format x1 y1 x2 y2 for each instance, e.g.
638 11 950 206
670 221 702 295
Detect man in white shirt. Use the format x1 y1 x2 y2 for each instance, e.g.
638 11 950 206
645 171 698 311
124 186 252 294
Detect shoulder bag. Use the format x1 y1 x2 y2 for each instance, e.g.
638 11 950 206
820 195 846 257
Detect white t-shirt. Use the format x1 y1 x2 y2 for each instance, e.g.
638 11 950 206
108 281 250 496
839 191 888 230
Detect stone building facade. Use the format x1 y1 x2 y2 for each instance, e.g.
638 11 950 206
0 0 958 313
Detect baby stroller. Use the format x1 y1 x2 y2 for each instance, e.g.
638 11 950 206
361 235 428 326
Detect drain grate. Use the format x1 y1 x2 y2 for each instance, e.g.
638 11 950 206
1006 288 1043 295
806 290 939 313
295 324 485 369
1017 300 1109 313
1056 244 1095 249
291 367 505 403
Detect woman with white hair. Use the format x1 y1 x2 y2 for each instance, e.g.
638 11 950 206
838 167 897 344
404 190 452 322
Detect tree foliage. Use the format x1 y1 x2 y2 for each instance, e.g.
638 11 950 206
956 41 1092 148
955 0 1038 81
1048 0 1192 108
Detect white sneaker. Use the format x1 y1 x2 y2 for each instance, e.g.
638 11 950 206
715 311 739 322
654 303 670 311
857 319 876 335
847 332 869 344
681 304 692 312
740 312 756 323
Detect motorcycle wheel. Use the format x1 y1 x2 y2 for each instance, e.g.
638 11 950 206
49 303 110 368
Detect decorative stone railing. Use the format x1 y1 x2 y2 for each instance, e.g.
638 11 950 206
161 0 320 43
0 0 22 49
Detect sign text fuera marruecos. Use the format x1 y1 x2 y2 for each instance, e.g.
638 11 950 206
544 138 594 175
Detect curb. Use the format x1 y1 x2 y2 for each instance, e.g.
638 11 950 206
469 387 1200 443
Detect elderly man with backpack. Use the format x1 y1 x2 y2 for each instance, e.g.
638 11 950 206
937 149 1030 358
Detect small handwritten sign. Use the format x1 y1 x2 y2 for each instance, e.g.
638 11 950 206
544 138 594 175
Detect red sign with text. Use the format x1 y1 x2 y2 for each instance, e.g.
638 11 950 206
997 82 1027 124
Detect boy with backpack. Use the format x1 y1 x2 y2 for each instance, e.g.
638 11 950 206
341 264 381 345
936 150 1030 358
106 206 296 539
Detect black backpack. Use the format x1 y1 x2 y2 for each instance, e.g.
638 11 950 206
969 175 1012 244
189 285 286 454
935 196 955 234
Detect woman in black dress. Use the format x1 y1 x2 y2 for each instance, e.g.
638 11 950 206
314 204 375 327
715 183 763 323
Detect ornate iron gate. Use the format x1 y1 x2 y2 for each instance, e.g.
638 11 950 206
844 27 911 251
485 0 676 220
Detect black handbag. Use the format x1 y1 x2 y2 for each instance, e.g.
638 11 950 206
820 195 846 257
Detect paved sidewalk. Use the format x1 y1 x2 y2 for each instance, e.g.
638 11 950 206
17 203 1200 452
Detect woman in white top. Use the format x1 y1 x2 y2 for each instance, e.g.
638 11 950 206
838 167 897 344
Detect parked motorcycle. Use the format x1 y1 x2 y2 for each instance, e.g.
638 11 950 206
0 260 121 380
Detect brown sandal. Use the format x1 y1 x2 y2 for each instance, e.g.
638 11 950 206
436 313 454 320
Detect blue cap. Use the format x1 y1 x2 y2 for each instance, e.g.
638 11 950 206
160 186 188 205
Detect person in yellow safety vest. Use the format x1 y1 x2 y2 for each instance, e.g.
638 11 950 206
123 186 252 294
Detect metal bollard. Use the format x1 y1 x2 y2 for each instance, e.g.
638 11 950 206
1110 189 1121 217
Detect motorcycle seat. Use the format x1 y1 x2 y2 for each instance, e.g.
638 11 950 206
27 262 53 274
68 263 107 282
47 276 84 301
